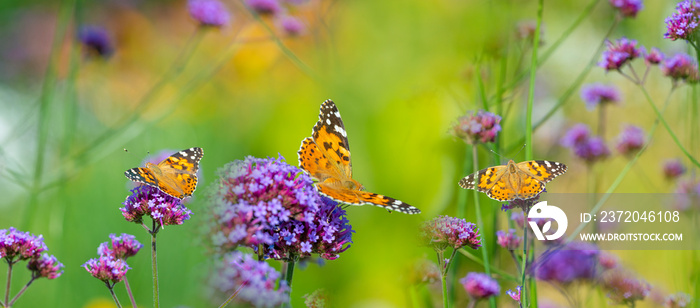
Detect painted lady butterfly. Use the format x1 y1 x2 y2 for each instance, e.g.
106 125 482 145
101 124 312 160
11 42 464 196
124 147 203 199
459 160 567 202
298 100 421 214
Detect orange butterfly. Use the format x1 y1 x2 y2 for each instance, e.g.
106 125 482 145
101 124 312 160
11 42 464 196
298 100 421 214
459 160 567 201
124 147 203 199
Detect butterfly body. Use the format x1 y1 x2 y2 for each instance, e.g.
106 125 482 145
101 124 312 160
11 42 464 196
298 100 421 214
459 159 567 202
125 147 203 199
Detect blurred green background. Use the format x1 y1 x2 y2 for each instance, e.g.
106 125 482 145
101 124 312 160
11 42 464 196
0 0 697 307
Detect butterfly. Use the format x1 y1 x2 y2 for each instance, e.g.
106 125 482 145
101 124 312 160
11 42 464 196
298 99 421 214
458 160 567 202
124 147 203 199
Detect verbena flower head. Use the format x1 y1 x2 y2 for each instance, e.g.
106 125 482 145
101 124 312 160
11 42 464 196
506 286 522 302
453 110 502 144
27 253 64 279
266 196 353 261
580 83 621 110
420 215 481 252
533 242 601 284
208 251 290 307
279 16 305 36
672 179 700 211
246 0 282 16
0 227 47 262
609 0 643 18
661 53 700 83
496 229 522 250
598 251 619 270
599 38 643 71
646 47 665 65
188 0 230 27
664 1 700 41
560 123 591 147
303 289 327 308
121 186 192 226
510 211 525 229
207 155 323 252
602 268 651 305
561 125 610 163
98 234 142 260
82 256 130 284
78 26 114 58
665 292 691 307
663 158 686 180
616 125 646 156
460 272 500 300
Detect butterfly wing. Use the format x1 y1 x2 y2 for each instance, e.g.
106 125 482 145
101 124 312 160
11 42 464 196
316 182 421 214
459 165 520 201
155 147 203 199
513 160 567 200
310 100 353 179
125 167 160 188
298 137 341 182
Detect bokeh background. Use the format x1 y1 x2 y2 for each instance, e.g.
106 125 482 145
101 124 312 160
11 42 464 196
0 0 698 307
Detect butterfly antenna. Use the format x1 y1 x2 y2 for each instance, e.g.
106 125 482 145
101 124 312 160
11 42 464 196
513 144 526 159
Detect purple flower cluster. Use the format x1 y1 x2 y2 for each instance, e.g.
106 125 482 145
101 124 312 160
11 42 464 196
533 242 603 284
661 53 700 83
616 125 646 156
496 229 522 250
580 83 621 110
664 0 700 41
560 124 610 163
279 16 305 36
646 47 665 65
599 38 643 71
420 215 481 251
460 272 500 300
82 257 130 284
121 186 192 227
247 0 282 15
188 0 230 27
78 26 114 58
0 227 47 262
245 0 308 35
672 179 700 211
208 156 352 260
663 158 687 180
209 251 289 307
97 233 142 260
27 253 64 280
602 268 651 305
267 196 354 261
506 286 522 302
609 0 643 18
453 110 502 144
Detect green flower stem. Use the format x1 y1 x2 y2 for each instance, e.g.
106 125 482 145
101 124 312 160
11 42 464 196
457 249 518 282
471 146 495 308
123 276 137 308
151 223 160 308
525 0 544 161
567 90 673 241
409 285 421 308
441 270 449 308
640 87 700 168
520 223 529 307
284 258 296 289
219 283 246 308
22 0 77 230
8 277 36 307
108 283 123 308
528 238 537 307
4 263 12 305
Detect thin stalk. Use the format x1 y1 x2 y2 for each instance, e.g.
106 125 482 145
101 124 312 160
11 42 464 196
520 225 529 306
123 276 137 308
151 223 160 308
528 238 538 307
107 283 123 308
4 263 12 305
23 0 77 230
640 87 700 168
442 271 449 308
284 258 296 289
525 0 544 161
7 277 36 307
471 146 495 308
219 283 246 308
409 285 421 308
